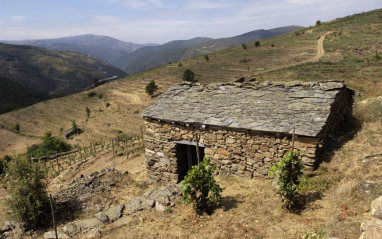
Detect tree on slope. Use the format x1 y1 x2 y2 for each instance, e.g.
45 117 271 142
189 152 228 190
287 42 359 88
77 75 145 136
6 156 49 229
183 69 196 82
145 80 158 97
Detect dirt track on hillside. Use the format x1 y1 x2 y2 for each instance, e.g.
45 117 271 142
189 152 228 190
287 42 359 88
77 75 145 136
305 31 331 63
111 91 143 104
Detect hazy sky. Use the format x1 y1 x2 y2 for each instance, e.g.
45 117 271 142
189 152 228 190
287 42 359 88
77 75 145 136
0 0 380 44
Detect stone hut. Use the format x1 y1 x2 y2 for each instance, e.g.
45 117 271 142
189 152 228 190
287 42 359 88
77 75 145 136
142 80 353 183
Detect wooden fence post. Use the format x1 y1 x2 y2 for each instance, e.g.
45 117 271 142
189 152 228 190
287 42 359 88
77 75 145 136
195 133 200 165
140 125 145 149
112 139 115 156
49 194 58 239
292 126 295 152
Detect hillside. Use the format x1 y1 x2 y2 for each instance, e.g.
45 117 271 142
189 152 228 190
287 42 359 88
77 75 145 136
2 34 157 64
0 9 382 239
113 26 302 74
0 76 50 114
112 37 213 73
0 43 128 96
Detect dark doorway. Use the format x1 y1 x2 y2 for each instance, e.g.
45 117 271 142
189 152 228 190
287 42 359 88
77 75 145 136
176 143 205 182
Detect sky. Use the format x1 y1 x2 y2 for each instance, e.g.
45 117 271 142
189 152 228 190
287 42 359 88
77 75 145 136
0 0 380 44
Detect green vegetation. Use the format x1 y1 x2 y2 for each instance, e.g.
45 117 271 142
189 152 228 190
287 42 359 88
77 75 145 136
6 155 49 229
182 69 196 82
86 107 91 118
13 123 20 132
26 132 71 158
204 55 209 62
178 62 183 67
182 156 223 214
268 150 303 211
88 91 97 97
0 155 11 175
316 20 322 26
72 120 78 133
375 50 381 61
255 41 260 47
145 80 159 96
301 230 326 239
241 43 247 49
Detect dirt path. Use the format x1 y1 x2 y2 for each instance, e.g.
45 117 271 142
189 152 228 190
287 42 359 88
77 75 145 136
111 91 143 104
125 93 142 103
263 31 332 73
305 31 331 63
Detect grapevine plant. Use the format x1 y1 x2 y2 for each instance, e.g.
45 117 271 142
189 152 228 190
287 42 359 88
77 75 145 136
182 156 223 214
268 150 304 211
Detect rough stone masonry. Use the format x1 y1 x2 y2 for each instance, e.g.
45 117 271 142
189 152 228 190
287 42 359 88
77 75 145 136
142 80 354 183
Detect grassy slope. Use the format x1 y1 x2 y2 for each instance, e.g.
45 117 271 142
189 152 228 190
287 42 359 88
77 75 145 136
115 26 302 74
0 9 382 239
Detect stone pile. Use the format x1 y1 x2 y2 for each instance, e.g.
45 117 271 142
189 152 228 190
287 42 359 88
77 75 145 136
359 196 382 239
0 221 24 239
44 182 183 238
54 167 126 211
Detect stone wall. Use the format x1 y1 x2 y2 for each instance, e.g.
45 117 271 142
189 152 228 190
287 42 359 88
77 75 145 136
144 120 321 183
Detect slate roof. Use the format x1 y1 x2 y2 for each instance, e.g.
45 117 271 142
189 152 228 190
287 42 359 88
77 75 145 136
142 80 347 137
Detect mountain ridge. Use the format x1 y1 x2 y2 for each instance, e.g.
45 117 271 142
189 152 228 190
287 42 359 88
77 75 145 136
2 34 158 64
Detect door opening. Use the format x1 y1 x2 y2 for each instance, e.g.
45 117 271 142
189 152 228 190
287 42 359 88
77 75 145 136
175 142 205 182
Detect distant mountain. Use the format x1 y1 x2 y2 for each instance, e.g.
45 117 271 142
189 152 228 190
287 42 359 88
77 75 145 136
0 76 50 114
3 34 157 64
0 43 128 96
113 26 303 74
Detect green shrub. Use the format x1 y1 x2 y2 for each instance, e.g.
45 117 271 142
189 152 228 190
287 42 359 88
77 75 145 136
98 94 103 99
268 150 303 211
204 55 209 62
26 132 71 158
6 156 49 229
182 69 196 82
0 155 12 175
13 123 20 132
182 156 223 214
255 41 260 47
374 50 381 60
88 91 96 97
106 102 111 107
145 80 158 96
86 106 90 118
301 230 326 239
241 44 247 49
316 20 322 26
178 62 183 67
